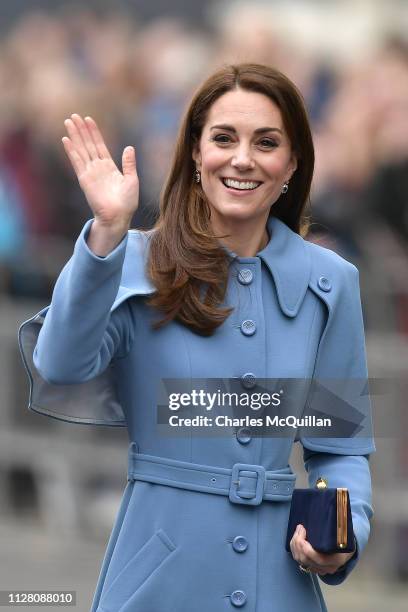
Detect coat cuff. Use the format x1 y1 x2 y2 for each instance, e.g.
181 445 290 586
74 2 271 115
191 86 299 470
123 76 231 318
302 452 373 586
318 535 359 585
78 218 129 263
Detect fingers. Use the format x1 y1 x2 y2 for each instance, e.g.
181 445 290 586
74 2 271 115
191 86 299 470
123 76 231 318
299 539 331 571
291 526 323 572
61 136 86 177
63 113 106 163
122 146 137 177
64 117 89 164
290 525 338 575
84 115 112 160
70 114 99 161
290 525 316 571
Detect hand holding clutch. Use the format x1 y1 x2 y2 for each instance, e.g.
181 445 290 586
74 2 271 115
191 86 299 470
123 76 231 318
289 524 357 576
286 477 357 575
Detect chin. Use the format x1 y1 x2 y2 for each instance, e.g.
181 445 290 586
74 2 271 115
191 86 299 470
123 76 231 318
212 205 263 223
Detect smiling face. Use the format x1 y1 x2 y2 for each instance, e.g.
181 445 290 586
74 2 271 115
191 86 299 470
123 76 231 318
192 88 297 226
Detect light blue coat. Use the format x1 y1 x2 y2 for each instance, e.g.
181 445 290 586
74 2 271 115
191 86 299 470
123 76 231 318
18 214 375 612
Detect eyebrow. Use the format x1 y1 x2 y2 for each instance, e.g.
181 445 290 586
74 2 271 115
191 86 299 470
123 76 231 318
210 124 283 135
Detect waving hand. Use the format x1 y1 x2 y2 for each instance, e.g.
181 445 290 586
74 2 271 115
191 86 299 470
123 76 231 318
62 114 139 229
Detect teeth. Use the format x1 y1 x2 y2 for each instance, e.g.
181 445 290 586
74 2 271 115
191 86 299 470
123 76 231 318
223 178 261 190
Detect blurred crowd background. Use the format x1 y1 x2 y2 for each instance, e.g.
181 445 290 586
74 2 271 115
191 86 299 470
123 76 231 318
0 1 407 610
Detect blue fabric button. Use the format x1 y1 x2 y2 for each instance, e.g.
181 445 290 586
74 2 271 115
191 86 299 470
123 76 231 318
240 320 256 336
231 590 247 607
238 268 253 285
240 372 256 389
236 427 251 444
232 536 248 553
318 276 332 292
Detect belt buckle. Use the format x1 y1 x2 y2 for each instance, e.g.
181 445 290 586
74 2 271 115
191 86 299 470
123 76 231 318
229 463 266 506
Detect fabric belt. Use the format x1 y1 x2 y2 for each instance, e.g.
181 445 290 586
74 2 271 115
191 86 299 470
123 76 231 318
127 443 296 506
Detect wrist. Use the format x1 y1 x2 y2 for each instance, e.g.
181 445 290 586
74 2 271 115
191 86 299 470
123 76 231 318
335 538 358 573
93 216 132 235
87 218 130 257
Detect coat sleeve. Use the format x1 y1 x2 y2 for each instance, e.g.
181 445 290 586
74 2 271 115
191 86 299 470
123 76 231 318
299 258 375 585
17 218 140 426
33 218 135 385
302 451 373 585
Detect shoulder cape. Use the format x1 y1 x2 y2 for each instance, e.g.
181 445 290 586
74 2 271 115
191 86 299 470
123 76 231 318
17 218 375 456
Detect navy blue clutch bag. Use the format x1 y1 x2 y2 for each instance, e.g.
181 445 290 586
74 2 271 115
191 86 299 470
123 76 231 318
285 478 355 554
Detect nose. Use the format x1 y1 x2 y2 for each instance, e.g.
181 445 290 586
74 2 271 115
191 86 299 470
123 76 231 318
231 144 255 170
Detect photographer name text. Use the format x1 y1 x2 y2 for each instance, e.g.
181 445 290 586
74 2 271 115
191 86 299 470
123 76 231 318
167 415 332 428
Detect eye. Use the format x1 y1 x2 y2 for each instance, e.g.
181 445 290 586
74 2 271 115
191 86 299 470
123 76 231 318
259 138 278 148
212 134 231 144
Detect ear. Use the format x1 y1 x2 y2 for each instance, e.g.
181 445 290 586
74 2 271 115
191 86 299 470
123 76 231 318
192 139 202 169
287 153 298 180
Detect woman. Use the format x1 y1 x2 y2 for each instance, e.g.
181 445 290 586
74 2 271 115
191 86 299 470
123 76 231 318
18 63 375 611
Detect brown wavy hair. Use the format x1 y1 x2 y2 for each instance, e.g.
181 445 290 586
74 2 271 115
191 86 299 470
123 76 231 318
145 63 314 336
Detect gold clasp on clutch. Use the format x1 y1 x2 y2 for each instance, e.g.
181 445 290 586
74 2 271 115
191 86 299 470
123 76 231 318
314 478 348 549
337 488 348 548
315 477 328 489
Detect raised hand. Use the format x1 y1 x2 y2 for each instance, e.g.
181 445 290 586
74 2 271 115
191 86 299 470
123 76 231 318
62 114 139 230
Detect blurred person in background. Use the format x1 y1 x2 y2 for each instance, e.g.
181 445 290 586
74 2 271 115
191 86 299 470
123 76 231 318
0 10 212 300
128 17 211 229
309 35 408 335
18 62 374 612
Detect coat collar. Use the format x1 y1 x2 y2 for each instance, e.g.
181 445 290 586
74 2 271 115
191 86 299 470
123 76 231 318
224 215 312 318
261 215 312 317
118 216 311 318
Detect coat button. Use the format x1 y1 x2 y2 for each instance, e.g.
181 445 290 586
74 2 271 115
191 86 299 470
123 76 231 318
240 320 256 336
230 590 247 607
236 427 251 444
232 536 248 553
238 268 253 285
318 276 332 292
240 372 256 389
